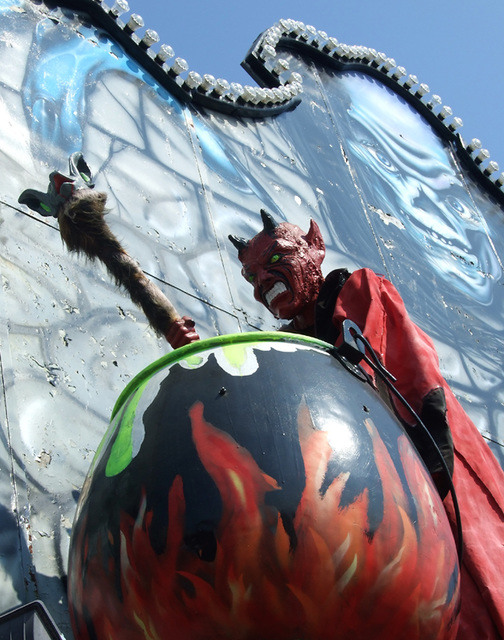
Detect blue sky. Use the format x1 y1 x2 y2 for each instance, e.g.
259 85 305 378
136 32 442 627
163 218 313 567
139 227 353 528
128 0 503 173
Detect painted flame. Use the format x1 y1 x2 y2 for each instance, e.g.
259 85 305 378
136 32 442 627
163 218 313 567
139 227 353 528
70 400 459 640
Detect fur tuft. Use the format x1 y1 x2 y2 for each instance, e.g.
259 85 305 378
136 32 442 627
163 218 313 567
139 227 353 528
58 190 120 260
57 189 179 334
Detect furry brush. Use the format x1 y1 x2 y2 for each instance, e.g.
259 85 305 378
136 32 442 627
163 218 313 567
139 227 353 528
58 189 180 336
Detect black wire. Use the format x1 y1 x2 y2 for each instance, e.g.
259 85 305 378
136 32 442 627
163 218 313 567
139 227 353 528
12 200 241 322
340 331 464 564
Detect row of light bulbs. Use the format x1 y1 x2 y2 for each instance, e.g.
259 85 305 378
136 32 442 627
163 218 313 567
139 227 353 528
254 18 503 191
87 0 303 109
50 1 502 189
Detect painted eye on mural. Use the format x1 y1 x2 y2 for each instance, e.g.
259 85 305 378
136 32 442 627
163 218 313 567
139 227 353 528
445 195 477 224
270 254 281 264
370 148 397 173
361 141 398 174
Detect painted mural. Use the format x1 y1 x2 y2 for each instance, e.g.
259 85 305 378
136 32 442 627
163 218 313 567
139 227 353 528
0 0 503 637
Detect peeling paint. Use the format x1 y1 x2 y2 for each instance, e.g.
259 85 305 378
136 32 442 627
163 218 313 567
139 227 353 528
368 204 405 229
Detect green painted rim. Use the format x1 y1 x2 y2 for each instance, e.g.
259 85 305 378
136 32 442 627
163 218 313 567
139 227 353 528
111 331 333 420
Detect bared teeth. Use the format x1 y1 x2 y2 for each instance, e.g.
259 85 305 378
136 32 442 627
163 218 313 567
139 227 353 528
265 282 287 307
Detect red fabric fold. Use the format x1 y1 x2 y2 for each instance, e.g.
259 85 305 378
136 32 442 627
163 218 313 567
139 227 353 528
332 268 504 639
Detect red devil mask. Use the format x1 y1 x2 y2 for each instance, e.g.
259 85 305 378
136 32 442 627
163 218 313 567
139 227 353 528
229 210 325 328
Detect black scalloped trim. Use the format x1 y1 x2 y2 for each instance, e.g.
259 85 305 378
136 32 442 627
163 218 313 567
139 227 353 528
32 0 301 118
243 29 504 206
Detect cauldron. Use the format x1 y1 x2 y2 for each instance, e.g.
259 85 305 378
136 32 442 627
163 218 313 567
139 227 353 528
68 332 459 640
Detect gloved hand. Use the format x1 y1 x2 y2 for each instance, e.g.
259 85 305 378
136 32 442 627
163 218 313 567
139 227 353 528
165 316 200 349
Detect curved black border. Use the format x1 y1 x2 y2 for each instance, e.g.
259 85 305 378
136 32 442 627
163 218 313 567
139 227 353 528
243 31 504 207
33 2 504 205
36 0 301 118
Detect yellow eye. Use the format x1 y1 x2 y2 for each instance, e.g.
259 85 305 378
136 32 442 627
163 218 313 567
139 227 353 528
270 254 280 264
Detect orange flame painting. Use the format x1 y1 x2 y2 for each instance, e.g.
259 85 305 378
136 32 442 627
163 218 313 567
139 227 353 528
69 398 459 640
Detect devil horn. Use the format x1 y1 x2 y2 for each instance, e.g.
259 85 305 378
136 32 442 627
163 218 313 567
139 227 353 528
228 234 249 253
260 209 278 233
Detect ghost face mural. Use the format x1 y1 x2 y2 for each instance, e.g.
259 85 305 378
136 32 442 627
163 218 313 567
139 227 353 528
336 74 501 305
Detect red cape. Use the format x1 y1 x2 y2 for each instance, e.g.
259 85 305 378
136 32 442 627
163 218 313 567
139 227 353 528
332 268 504 638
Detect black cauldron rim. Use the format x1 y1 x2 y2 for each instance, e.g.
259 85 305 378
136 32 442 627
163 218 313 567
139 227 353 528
111 331 341 421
